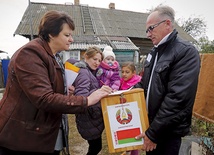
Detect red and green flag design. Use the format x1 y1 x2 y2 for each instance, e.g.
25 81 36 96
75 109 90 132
116 128 141 144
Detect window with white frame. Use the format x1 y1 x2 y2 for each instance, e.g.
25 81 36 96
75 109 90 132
69 51 79 60
62 51 80 63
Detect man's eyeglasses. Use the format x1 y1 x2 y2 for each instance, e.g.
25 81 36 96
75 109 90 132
146 20 166 33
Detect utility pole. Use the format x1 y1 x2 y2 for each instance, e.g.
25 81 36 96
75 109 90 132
29 0 34 40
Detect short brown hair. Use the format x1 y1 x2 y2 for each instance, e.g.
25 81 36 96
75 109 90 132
38 10 75 42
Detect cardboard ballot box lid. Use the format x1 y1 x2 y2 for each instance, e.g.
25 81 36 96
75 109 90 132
101 88 149 153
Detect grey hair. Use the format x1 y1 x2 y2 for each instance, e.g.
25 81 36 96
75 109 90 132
153 5 175 24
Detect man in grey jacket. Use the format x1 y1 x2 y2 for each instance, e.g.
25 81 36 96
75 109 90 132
134 5 200 155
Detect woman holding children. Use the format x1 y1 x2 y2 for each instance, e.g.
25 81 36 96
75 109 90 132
67 45 141 155
66 46 105 155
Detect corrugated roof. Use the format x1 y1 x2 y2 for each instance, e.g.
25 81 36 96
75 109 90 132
15 2 197 54
71 35 139 50
14 2 194 42
14 3 146 37
70 43 108 50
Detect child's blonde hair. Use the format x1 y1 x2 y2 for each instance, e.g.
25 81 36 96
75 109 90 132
121 61 136 73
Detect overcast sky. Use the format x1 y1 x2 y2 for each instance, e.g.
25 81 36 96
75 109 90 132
0 0 213 58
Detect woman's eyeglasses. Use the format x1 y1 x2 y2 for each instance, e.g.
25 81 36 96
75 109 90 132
146 20 166 33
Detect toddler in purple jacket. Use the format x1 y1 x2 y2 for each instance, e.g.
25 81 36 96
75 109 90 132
96 45 121 91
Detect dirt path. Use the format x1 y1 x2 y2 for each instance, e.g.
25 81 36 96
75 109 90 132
68 115 88 155
68 115 145 155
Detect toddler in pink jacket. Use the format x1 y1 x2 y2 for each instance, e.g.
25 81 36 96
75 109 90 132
96 46 121 91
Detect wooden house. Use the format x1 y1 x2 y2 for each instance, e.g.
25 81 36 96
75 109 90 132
14 1 194 65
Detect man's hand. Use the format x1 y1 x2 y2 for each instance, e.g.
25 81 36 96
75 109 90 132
135 132 157 152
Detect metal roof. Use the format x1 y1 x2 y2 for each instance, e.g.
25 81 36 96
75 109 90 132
71 35 139 50
14 2 194 50
14 3 147 38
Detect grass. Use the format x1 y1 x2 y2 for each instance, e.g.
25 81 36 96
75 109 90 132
191 116 214 155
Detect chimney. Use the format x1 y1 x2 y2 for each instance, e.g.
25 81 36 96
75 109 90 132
65 2 73 5
109 3 115 9
74 0 79 5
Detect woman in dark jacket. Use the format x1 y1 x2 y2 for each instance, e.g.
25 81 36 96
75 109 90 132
67 46 104 155
0 11 111 155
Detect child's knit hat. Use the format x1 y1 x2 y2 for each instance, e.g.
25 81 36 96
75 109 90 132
103 46 115 59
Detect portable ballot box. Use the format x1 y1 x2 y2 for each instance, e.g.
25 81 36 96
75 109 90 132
101 88 149 153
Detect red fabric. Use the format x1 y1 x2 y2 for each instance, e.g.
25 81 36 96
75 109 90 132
117 128 140 140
